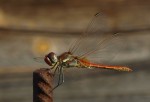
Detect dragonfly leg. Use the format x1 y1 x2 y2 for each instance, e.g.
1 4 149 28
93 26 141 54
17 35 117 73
51 65 64 92
50 62 58 70
53 66 59 77
57 66 64 85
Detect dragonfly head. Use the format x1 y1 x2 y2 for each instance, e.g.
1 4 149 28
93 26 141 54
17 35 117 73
44 52 58 66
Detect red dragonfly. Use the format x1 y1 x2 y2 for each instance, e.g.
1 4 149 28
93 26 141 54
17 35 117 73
35 12 132 90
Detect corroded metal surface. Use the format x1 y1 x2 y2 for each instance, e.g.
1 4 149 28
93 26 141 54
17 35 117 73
33 68 53 102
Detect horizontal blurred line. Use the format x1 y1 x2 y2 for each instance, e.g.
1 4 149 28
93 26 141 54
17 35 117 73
0 67 37 74
0 27 79 36
0 27 150 36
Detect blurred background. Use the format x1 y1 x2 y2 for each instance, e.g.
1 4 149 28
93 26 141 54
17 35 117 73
0 0 150 102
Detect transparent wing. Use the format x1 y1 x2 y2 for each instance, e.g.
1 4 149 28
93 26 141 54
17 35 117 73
69 12 125 64
34 57 45 64
33 56 52 68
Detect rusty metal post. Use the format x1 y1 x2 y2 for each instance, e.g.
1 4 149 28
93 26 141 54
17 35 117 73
33 68 53 102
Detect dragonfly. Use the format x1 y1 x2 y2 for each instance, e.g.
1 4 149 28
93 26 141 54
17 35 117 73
35 12 132 90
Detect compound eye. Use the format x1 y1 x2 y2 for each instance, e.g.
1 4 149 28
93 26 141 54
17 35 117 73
46 57 51 62
44 56 52 66
47 52 58 63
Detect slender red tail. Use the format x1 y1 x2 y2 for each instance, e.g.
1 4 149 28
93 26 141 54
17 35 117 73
90 63 132 72
79 59 132 72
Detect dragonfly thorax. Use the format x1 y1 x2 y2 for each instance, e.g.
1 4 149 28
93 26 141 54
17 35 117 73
58 52 79 68
59 52 74 62
44 52 58 66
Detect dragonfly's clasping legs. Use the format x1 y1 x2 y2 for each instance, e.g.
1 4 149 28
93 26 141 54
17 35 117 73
49 62 59 76
50 65 64 92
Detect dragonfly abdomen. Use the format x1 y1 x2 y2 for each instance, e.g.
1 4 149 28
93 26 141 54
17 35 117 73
79 59 132 71
90 63 132 72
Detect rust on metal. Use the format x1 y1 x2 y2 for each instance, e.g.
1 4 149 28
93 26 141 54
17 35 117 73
33 68 53 102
